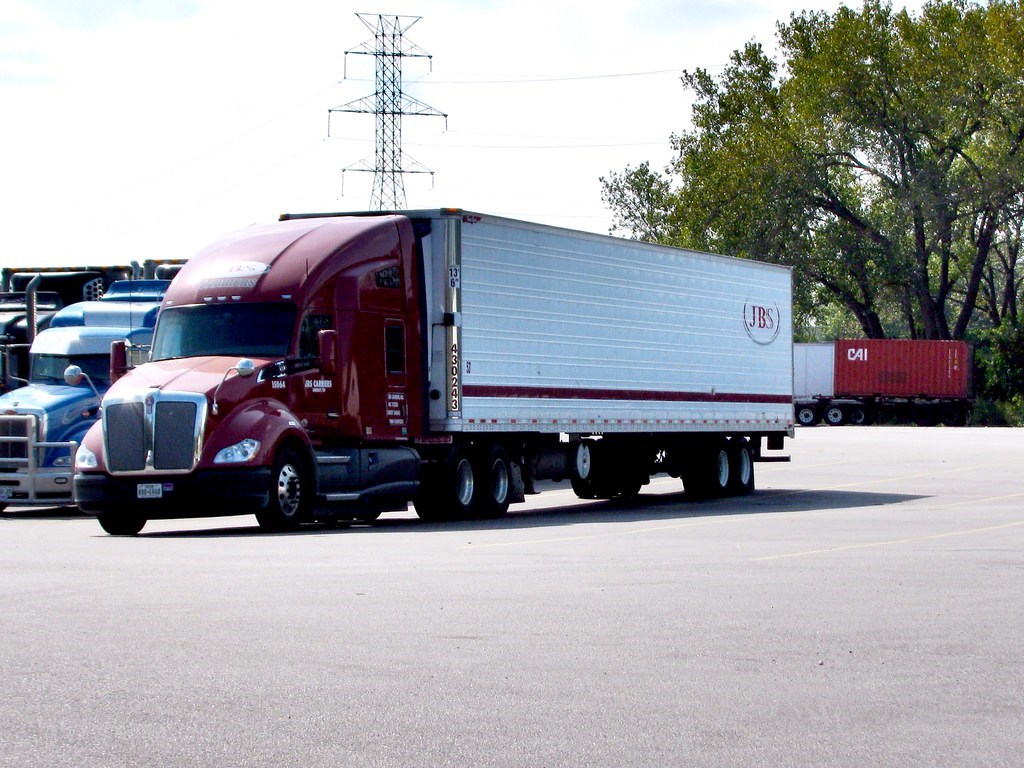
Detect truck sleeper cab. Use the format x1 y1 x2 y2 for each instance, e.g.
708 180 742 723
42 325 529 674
74 211 793 535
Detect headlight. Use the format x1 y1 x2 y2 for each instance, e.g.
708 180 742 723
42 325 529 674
213 438 261 464
75 445 98 470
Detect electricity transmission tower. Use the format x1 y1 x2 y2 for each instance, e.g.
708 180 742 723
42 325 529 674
329 13 447 210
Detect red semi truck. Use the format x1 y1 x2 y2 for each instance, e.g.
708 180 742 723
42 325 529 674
72 209 794 534
794 339 973 426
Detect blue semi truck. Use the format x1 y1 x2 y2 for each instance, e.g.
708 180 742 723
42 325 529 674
0 280 170 510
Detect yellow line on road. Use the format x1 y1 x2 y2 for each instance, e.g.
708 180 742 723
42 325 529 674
752 520 1024 561
752 490 1024 561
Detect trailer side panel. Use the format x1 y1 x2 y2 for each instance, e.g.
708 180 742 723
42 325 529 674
435 214 793 434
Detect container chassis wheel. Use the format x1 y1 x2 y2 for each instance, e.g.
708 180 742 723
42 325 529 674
796 406 819 426
824 405 846 426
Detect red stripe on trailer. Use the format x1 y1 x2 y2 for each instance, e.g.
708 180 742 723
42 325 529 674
463 384 791 404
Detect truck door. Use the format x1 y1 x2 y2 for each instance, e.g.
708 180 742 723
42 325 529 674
292 311 337 436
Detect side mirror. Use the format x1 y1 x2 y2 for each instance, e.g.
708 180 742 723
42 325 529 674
64 365 84 386
65 364 101 397
318 329 338 376
235 358 256 377
109 340 128 383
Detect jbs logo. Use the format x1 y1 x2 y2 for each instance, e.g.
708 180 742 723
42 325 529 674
848 348 868 362
743 301 782 345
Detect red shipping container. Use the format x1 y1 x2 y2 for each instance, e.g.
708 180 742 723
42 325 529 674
834 339 972 399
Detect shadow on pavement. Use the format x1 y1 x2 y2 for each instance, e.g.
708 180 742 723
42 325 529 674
0 506 85 521
134 486 927 539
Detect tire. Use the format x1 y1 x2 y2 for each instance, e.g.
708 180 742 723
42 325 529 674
710 443 731 496
848 406 869 425
824 405 846 426
616 478 644 499
256 448 311 532
475 444 512 519
914 407 936 427
97 513 147 536
683 440 730 499
939 405 966 427
413 444 477 521
796 406 819 426
570 439 598 499
727 439 755 496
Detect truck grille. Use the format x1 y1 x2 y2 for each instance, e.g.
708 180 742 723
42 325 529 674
0 414 37 464
104 393 205 474
154 402 199 469
106 402 145 471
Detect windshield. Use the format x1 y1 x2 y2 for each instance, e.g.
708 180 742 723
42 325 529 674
32 353 111 387
151 304 296 361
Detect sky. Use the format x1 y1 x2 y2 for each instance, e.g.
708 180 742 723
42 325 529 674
1 0 867 269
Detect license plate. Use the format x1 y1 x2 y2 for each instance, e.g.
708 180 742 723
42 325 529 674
137 483 163 499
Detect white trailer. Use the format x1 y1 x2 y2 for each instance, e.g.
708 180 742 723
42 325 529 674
423 214 793 430
405 211 794 513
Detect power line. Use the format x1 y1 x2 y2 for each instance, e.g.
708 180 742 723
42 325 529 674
413 67 685 85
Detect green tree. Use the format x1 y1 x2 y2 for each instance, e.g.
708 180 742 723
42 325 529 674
603 0 1024 340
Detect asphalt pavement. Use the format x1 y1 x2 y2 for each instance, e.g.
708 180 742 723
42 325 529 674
2 426 1022 767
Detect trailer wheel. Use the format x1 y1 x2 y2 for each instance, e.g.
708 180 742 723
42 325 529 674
256 448 310 532
475 444 512 518
616 477 644 499
824 405 846 426
711 444 731 495
570 439 598 499
796 406 819 426
97 513 147 536
727 439 755 496
683 440 731 499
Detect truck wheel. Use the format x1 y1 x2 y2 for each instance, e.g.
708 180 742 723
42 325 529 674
475 444 511 518
796 406 819 426
256 448 310 532
97 513 146 536
824 405 846 426
727 439 755 496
